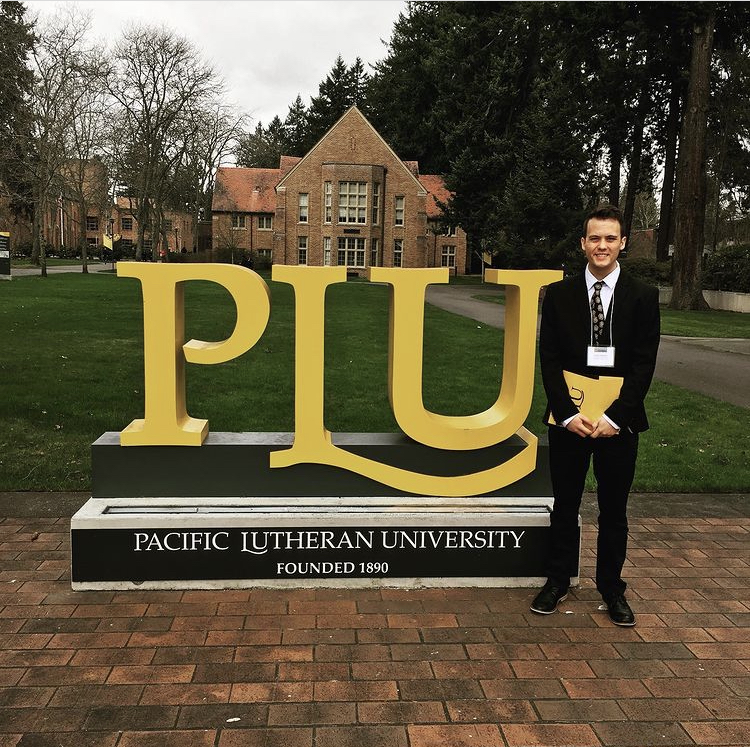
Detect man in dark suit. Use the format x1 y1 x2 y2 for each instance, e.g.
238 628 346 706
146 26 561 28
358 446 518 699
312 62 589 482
530 205 660 626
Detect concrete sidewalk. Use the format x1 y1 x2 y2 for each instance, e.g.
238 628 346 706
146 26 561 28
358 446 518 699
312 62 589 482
10 262 112 277
0 493 748 746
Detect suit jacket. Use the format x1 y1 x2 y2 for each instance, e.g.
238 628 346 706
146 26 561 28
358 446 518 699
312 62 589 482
540 270 660 433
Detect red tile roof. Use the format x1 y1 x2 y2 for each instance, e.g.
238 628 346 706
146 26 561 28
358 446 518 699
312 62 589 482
403 161 420 178
418 174 453 219
212 167 279 213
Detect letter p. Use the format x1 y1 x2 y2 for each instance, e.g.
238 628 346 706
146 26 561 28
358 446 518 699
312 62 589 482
118 263 271 445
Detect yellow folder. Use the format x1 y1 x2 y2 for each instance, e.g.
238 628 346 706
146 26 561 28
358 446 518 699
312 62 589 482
547 371 624 425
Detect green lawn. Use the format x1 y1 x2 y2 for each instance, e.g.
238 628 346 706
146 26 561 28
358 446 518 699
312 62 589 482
473 293 506 305
0 273 747 492
660 306 750 338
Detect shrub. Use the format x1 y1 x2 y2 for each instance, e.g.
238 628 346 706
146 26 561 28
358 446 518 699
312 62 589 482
13 240 32 258
620 257 672 286
59 244 81 260
168 249 218 264
703 244 750 293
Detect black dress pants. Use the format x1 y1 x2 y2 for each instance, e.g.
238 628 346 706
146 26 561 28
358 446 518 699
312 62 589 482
545 425 639 597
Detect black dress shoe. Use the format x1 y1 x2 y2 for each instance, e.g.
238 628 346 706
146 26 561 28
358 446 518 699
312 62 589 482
530 582 568 614
604 594 636 626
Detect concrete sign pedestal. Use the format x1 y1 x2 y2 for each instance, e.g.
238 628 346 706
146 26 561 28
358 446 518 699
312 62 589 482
71 432 579 590
71 496 566 590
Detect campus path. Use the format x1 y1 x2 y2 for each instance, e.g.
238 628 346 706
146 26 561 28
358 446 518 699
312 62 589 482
10 262 111 277
426 284 750 410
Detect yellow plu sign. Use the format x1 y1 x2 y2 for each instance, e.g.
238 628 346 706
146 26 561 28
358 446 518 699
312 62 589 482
118 263 561 496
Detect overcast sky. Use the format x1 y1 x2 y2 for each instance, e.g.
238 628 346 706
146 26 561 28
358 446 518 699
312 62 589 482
26 0 405 125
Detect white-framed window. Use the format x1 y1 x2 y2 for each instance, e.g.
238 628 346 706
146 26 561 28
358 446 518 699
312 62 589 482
338 181 367 224
298 193 308 223
372 182 380 225
258 214 273 230
298 236 308 265
337 237 366 267
120 238 133 248
443 225 456 237
394 196 405 226
231 213 246 229
441 244 456 268
323 236 331 266
86 216 99 231
258 249 271 260
164 218 173 232
323 181 332 223
121 217 133 231
393 238 403 267
86 236 98 246
371 238 379 267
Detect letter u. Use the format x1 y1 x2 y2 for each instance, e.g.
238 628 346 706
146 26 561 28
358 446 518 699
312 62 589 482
369 267 561 450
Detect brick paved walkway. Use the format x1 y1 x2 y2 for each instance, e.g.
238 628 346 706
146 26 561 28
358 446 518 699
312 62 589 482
1 515 748 746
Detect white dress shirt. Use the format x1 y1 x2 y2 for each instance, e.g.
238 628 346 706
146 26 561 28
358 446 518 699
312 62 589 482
585 263 620 321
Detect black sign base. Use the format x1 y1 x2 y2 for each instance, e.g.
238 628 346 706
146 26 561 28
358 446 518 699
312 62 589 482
91 432 552 498
70 497 577 590
74 432 580 590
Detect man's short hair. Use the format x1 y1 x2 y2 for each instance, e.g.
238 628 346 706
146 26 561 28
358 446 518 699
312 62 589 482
582 205 624 237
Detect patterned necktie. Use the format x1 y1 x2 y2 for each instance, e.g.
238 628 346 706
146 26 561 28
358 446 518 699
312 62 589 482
591 281 605 345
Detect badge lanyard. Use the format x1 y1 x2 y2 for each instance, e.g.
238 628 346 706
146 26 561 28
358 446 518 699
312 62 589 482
587 288 616 368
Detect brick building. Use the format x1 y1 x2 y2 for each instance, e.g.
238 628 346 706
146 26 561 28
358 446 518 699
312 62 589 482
112 197 196 258
1 159 194 258
212 107 468 274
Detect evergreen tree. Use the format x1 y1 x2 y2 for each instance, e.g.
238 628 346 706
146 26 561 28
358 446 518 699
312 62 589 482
668 3 750 308
234 117 287 169
428 2 592 267
0 1 35 209
306 55 357 147
283 95 309 156
348 57 370 111
368 2 446 171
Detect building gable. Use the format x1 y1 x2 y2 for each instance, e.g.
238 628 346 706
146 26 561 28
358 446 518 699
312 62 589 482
276 107 426 195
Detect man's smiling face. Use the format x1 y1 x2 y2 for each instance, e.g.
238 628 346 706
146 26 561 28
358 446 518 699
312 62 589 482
581 218 626 279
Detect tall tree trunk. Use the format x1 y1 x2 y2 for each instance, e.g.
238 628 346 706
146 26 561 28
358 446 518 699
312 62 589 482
31 205 40 266
623 94 648 240
78 196 88 274
32 192 47 277
657 83 681 262
623 52 651 241
670 11 715 310
135 219 145 261
710 128 729 251
608 140 622 206
38 196 47 278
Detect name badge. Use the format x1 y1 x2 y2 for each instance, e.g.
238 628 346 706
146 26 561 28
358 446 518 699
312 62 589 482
587 345 615 368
